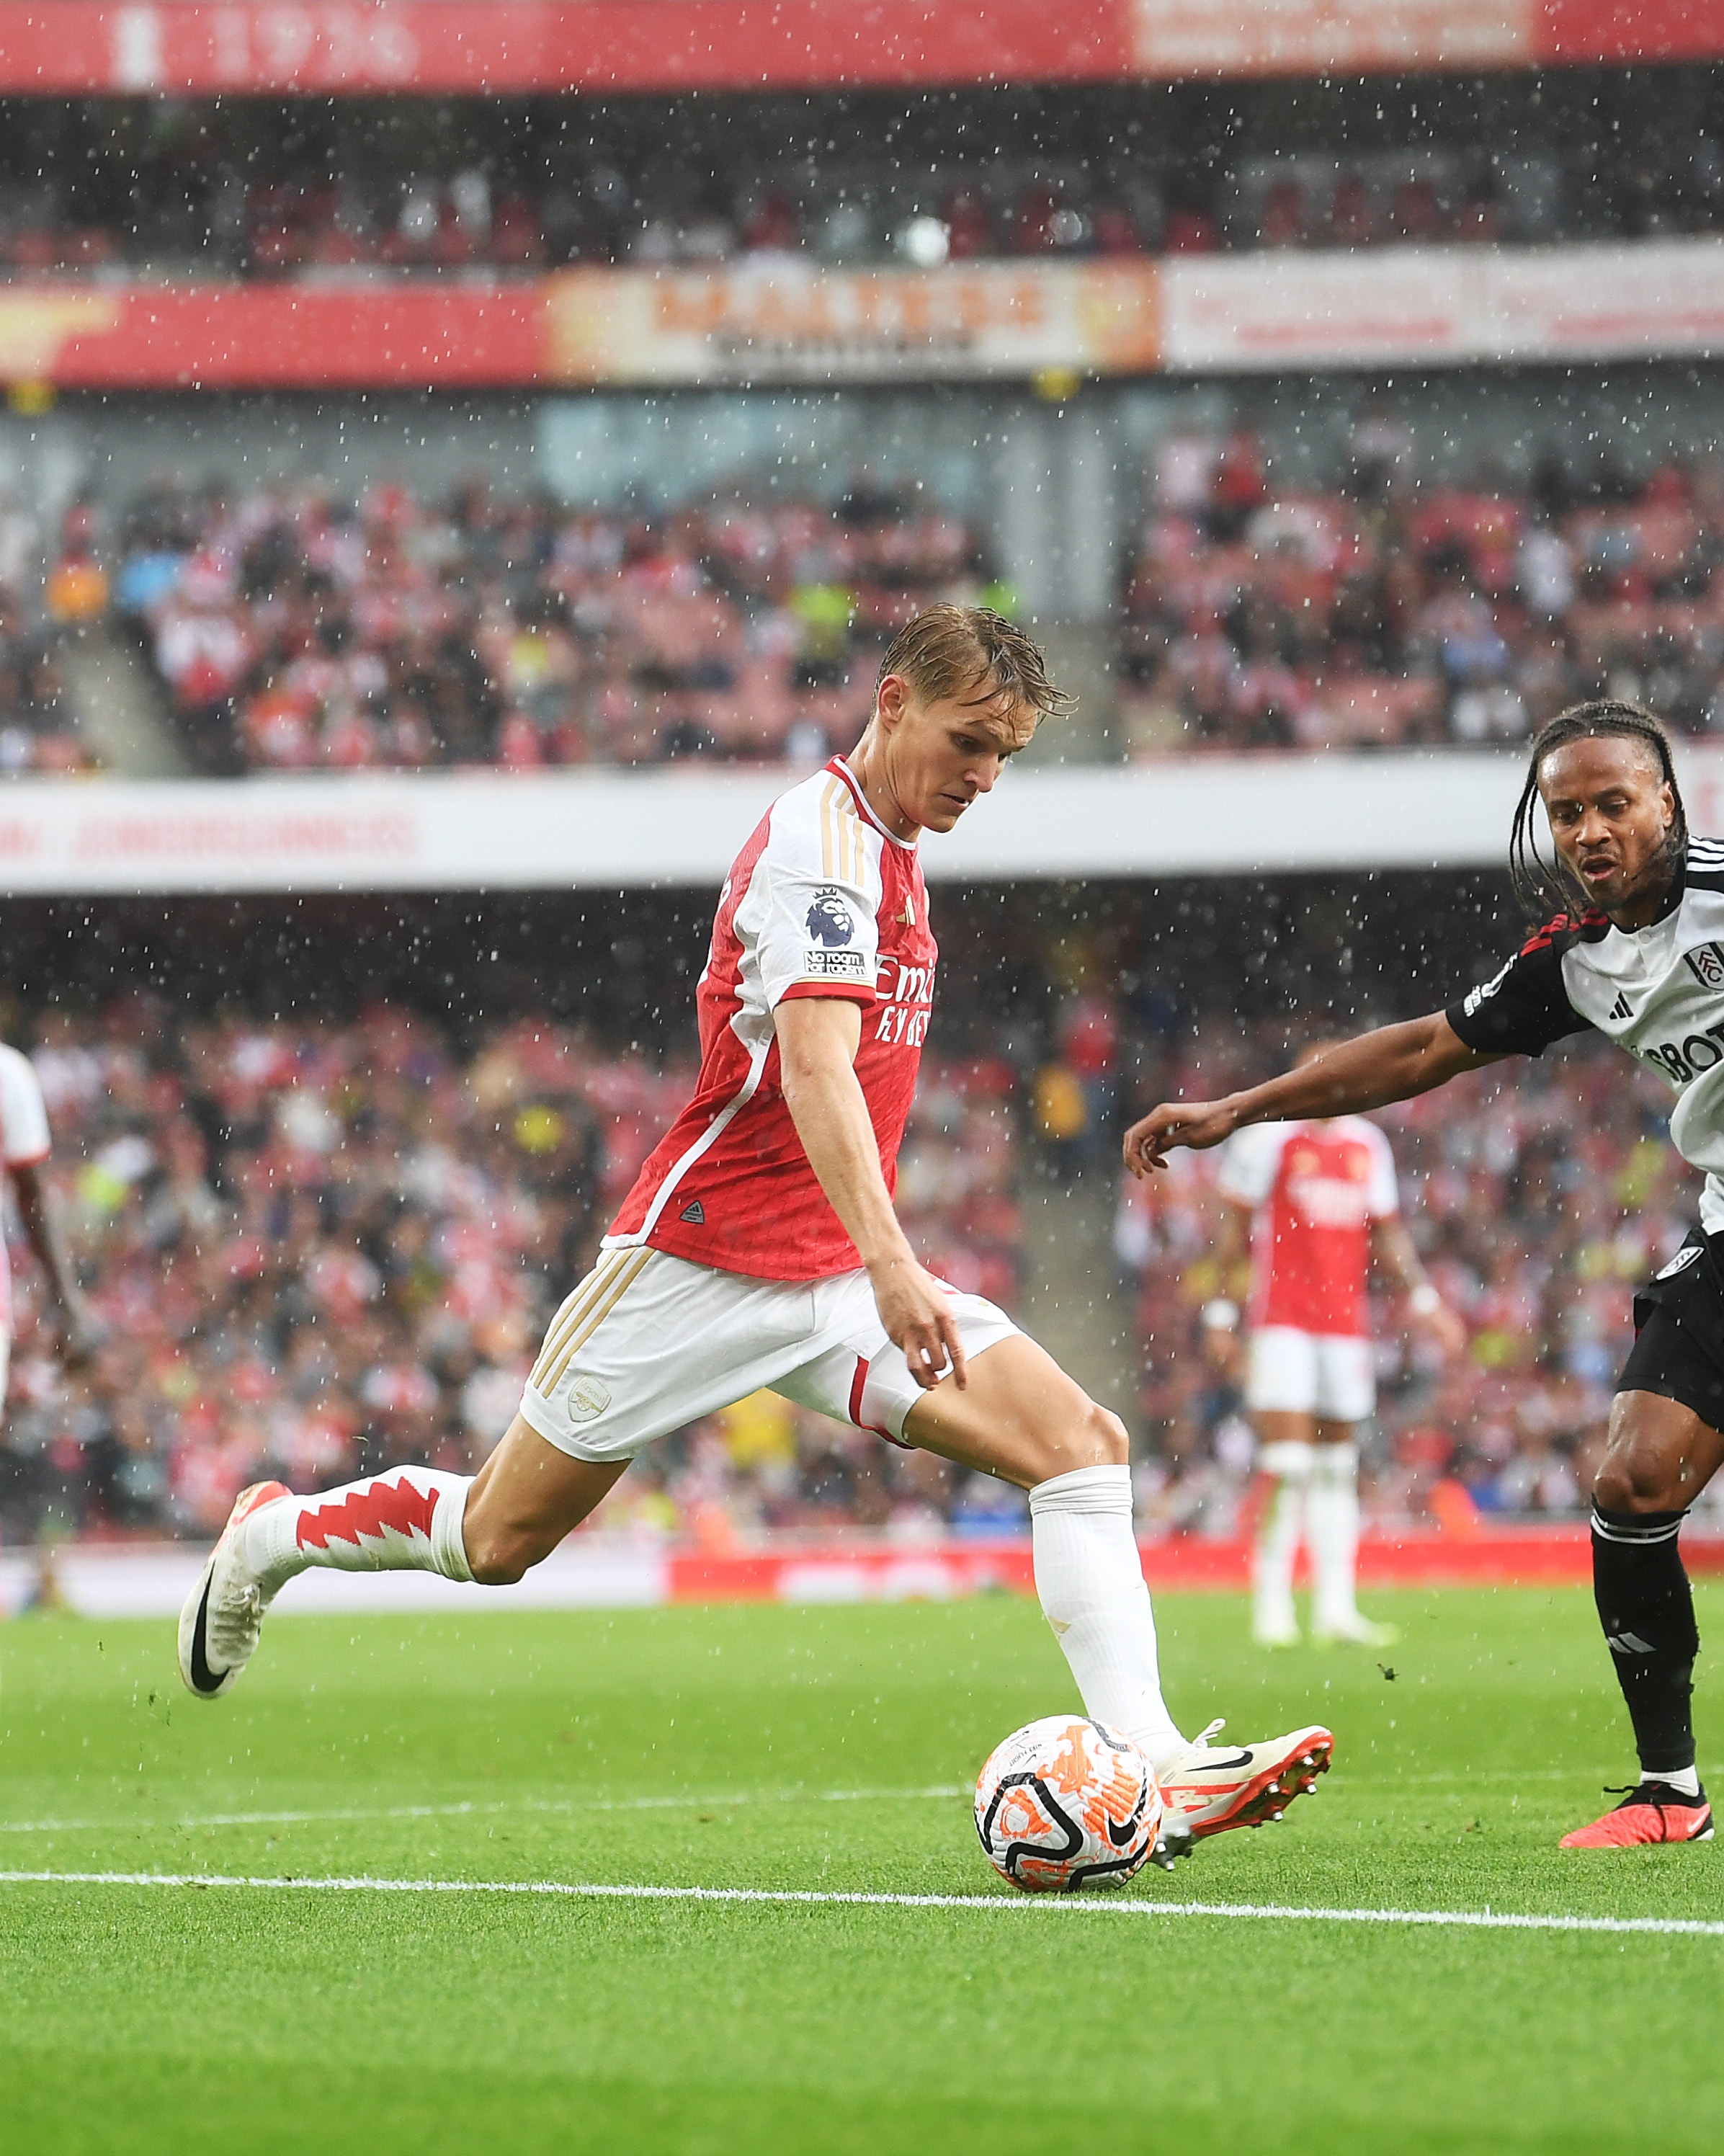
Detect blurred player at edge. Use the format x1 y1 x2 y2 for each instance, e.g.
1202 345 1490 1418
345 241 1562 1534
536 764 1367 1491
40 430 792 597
1212 1049 1462 1649
1 1038 94 1401
1127 700 1724 1850
181 606 1331 1848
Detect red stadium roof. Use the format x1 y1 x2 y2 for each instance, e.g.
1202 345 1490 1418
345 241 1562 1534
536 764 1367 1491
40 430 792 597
0 1 1717 98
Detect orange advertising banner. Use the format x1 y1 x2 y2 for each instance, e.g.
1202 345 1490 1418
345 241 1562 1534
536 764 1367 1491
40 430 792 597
543 261 1163 386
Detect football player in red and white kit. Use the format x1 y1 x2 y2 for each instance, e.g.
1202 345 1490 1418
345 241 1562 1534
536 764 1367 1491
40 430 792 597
181 606 1332 1852
1212 1048 1462 1649
1 1038 94 1400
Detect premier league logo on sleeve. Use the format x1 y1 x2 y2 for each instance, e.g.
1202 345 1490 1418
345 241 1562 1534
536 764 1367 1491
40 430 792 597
802 886 867 979
805 888 856 947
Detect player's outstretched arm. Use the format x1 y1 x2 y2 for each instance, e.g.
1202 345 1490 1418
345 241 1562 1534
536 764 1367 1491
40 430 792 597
12 1160 95 1368
774 997 966 1389
1123 1013 1499 1178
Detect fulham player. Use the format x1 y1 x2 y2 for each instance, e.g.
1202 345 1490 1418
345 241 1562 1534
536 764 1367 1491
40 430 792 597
1213 1049 1462 1649
181 607 1332 1851
1127 700 1724 1848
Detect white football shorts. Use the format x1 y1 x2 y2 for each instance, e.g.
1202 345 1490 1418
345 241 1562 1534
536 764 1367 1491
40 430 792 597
519 1245 1021 1464
1245 1326 1375 1422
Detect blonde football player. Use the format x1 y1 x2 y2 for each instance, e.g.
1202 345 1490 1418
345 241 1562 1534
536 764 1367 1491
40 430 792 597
181 606 1331 1850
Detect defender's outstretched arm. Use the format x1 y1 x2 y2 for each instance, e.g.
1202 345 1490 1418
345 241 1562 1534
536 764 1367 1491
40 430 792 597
1123 1014 1500 1177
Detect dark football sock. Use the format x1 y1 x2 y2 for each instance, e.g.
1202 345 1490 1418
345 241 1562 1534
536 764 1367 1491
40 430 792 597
1591 1505 1700 1778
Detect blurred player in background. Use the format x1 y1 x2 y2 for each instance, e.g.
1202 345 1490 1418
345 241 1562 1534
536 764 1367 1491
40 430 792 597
1 1035 94 1398
1212 1046 1462 1649
1127 700 1724 1850
179 605 1333 1851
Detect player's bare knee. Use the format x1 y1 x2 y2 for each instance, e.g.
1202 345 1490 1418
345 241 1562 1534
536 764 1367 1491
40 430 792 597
1016 1401 1125 1487
1076 1402 1130 1471
463 1519 537 1587
1592 1454 1673 1515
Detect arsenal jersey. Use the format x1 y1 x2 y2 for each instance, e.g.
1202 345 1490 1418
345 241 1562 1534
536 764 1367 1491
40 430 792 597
606 757 937 1280
0 1042 50 1343
1216 1116 1399 1338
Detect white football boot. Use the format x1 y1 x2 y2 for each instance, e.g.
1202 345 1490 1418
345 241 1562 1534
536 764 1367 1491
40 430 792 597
1158 1719 1334 1848
177 1480 291 1699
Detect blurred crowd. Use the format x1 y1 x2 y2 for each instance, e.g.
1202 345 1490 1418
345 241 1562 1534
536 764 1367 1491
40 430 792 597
3 94 1720 278
1113 1023 1724 1537
15 428 1724 775
0 1002 1024 1548
106 476 998 773
0 497 102 775
1120 432 1724 754
5 963 1716 1549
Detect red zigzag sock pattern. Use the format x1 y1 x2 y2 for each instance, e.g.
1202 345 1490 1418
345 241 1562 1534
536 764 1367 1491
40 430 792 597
296 1476 439 1553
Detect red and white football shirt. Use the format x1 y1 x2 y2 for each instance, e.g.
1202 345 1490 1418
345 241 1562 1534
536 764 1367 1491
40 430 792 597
607 757 937 1281
0 1042 51 1344
1215 1116 1398 1339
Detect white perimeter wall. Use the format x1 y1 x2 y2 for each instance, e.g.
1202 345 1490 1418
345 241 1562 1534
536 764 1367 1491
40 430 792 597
12 747 1719 894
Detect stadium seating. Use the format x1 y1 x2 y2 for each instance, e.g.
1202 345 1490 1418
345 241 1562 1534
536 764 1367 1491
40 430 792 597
83 450 1724 772
1113 1026 1718 1535
0 1007 1021 1546
1118 450 1724 754
105 480 996 774
0 498 105 772
6 981 1713 1546
3 105 1720 276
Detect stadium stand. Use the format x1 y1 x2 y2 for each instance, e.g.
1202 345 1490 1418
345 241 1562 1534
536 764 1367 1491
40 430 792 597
0 495 106 772
81 440 1724 773
1113 1026 1719 1536
1118 442 1724 755
5 937 1707 1548
2 75 1720 277
0 999 1022 1546
104 478 999 773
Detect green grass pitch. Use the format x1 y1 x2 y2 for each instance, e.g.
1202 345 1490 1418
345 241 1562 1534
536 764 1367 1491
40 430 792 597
2 1585 1722 2155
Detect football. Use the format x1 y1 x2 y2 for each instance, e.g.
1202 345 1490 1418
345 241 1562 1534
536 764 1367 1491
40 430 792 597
974 1716 1165 1892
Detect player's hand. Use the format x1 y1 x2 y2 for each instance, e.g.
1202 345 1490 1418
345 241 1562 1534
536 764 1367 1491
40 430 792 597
58 1303 99 1373
1122 1099 1238 1177
869 1250 967 1391
1421 1299 1468 1358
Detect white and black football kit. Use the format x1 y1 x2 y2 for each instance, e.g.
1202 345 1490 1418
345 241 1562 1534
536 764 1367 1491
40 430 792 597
1447 837 1724 1427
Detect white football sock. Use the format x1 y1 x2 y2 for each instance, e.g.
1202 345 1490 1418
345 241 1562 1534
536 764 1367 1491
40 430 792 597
1308 1442 1362 1633
1029 1463 1184 1775
244 1467 474 1595
1253 1440 1313 1638
1656 1765 1702 1798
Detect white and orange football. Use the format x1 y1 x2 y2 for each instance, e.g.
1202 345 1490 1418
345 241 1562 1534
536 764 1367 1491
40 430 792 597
974 1716 1164 1892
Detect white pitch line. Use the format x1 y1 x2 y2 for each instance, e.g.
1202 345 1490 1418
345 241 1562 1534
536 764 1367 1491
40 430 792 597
0 1785 968 1838
2 1869 1720 1939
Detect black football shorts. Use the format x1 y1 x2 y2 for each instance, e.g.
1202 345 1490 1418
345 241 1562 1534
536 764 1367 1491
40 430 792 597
1620 1230 1724 1432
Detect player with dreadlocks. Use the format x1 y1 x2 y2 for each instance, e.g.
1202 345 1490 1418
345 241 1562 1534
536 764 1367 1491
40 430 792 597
1125 699 1723 1848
